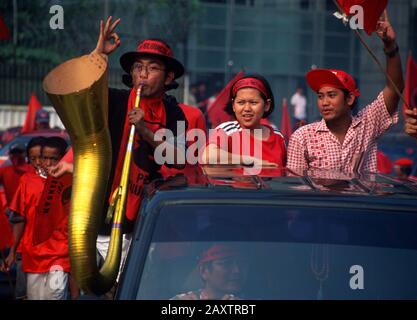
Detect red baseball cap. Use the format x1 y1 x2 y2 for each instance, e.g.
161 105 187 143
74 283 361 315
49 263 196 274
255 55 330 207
306 69 360 97
394 158 413 167
120 39 184 79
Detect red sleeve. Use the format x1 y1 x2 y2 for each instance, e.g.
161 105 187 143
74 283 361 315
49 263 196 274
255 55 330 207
9 177 26 217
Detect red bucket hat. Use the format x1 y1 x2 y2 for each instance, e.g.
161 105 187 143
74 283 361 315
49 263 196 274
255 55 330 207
120 39 184 79
306 69 360 97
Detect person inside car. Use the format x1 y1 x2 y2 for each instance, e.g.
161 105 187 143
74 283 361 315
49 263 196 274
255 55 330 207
171 244 248 300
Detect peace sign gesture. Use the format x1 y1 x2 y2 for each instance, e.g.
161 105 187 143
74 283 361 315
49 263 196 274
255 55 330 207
94 16 121 56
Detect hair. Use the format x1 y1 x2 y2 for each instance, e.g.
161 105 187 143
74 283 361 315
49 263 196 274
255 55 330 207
399 165 412 177
341 88 358 113
42 136 68 158
26 136 47 156
224 74 275 119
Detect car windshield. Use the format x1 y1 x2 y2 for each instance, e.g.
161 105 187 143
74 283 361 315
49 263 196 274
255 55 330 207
134 204 417 300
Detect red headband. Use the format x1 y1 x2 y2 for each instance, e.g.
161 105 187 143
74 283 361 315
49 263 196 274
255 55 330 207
232 78 269 99
198 244 240 265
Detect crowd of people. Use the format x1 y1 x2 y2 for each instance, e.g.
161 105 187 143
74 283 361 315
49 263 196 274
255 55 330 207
0 9 416 300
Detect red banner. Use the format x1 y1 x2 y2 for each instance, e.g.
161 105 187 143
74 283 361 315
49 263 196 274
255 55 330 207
336 0 388 35
0 15 11 41
280 98 292 144
21 93 42 134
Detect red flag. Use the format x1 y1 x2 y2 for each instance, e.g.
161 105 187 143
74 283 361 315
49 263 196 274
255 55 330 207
403 54 417 116
0 212 13 250
32 174 72 246
336 0 388 35
207 71 245 128
377 150 393 175
21 93 42 134
280 98 292 144
0 15 11 41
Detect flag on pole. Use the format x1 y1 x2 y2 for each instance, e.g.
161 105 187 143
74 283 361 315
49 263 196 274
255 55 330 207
280 98 292 144
21 93 42 134
403 53 417 116
336 0 388 35
0 15 11 41
207 71 245 129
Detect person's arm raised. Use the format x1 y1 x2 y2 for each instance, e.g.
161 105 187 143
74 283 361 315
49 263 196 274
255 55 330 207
92 16 121 57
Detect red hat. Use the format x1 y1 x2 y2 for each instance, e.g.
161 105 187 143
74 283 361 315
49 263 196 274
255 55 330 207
394 158 413 167
198 244 240 265
306 69 360 97
120 39 184 79
35 108 50 123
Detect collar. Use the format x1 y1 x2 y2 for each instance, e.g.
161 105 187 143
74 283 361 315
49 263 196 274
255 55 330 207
315 115 362 133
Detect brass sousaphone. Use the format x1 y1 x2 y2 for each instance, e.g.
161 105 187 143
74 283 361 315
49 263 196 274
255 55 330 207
43 52 134 295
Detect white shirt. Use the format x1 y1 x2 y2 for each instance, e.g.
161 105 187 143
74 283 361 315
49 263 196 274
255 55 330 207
291 92 307 120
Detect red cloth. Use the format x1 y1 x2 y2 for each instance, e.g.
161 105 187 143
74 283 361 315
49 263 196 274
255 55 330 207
0 164 32 205
336 0 388 35
0 15 11 41
280 98 292 144
21 93 42 134
33 174 72 246
377 150 392 174
209 122 287 167
0 211 13 250
207 71 245 128
232 78 268 98
160 104 207 183
9 172 70 273
403 54 417 116
110 89 167 222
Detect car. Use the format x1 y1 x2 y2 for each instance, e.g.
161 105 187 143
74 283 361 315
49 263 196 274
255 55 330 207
0 129 70 167
115 166 417 300
0 126 22 148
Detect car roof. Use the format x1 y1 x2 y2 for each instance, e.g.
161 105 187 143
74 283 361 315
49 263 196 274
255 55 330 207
144 166 417 211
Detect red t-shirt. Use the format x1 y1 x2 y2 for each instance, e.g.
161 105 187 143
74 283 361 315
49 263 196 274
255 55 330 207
209 121 287 167
9 172 70 273
0 164 32 205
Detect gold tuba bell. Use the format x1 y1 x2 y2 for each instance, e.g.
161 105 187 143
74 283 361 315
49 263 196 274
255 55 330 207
43 52 123 295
